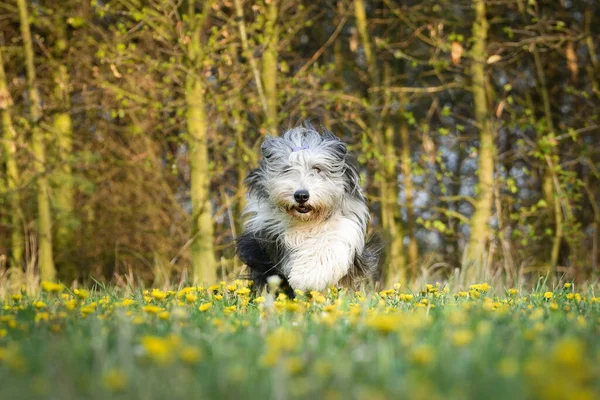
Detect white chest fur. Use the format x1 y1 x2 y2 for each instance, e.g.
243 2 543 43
282 215 364 291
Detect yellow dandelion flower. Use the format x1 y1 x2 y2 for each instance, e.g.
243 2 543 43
507 288 518 296
34 301 47 309
207 285 220 293
35 312 50 323
284 356 304 375
74 289 90 300
11 293 22 302
142 305 164 314
122 299 136 307
158 311 170 320
410 345 434 366
543 291 553 300
103 368 128 392
185 293 197 303
41 281 64 294
366 314 402 334
254 296 266 304
451 329 474 347
399 294 414 302
198 303 212 312
141 335 180 365
563 282 572 289
151 289 167 301
266 327 302 353
64 299 77 311
214 295 223 301
179 346 202 365
224 305 237 315
236 287 251 296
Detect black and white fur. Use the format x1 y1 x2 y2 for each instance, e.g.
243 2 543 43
237 123 381 294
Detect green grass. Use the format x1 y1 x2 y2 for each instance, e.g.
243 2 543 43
1 281 599 400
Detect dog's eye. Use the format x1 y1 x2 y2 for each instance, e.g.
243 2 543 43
312 165 323 174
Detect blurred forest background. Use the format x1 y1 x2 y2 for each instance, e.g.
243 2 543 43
0 0 598 288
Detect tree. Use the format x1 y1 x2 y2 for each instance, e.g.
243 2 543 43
0 45 24 268
462 0 495 281
185 2 217 283
18 0 56 280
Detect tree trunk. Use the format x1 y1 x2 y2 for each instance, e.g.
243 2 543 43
532 47 565 275
186 6 216 284
462 0 495 282
18 0 56 280
399 95 418 272
52 22 75 280
0 46 24 268
262 0 278 135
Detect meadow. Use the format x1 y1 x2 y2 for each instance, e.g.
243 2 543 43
0 280 599 400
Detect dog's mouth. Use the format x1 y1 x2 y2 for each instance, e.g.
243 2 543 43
294 204 313 214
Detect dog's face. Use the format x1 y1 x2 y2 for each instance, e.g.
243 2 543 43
254 126 360 222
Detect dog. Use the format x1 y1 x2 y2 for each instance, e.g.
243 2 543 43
236 122 381 295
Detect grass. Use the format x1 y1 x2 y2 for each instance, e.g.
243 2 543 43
0 280 599 400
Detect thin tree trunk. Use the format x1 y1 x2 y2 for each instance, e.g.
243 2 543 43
262 0 278 135
532 47 566 275
462 0 495 282
381 63 405 285
354 0 399 284
399 94 418 272
233 0 268 117
52 22 75 280
0 46 24 268
18 0 56 280
186 3 216 284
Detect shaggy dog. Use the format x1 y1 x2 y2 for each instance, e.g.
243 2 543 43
237 123 381 295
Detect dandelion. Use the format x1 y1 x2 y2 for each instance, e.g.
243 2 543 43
34 301 47 309
142 305 164 314
236 287 251 296
141 335 181 365
563 282 572 289
41 281 63 294
103 368 128 392
254 296 266 304
185 293 197 303
121 299 137 307
151 289 167 301
451 329 474 347
179 346 202 365
410 345 434 366
366 314 402 334
284 356 304 375
11 293 22 302
224 305 237 315
198 303 212 312
544 291 553 300
74 289 90 300
158 311 170 320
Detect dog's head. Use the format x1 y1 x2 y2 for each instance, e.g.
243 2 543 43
250 123 361 222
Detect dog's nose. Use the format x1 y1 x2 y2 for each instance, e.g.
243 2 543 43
294 189 310 204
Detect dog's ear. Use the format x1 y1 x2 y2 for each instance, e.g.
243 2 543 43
322 128 347 156
261 135 277 159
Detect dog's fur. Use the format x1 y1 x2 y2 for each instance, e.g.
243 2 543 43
236 123 381 294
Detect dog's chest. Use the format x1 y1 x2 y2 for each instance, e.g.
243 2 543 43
281 217 361 290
